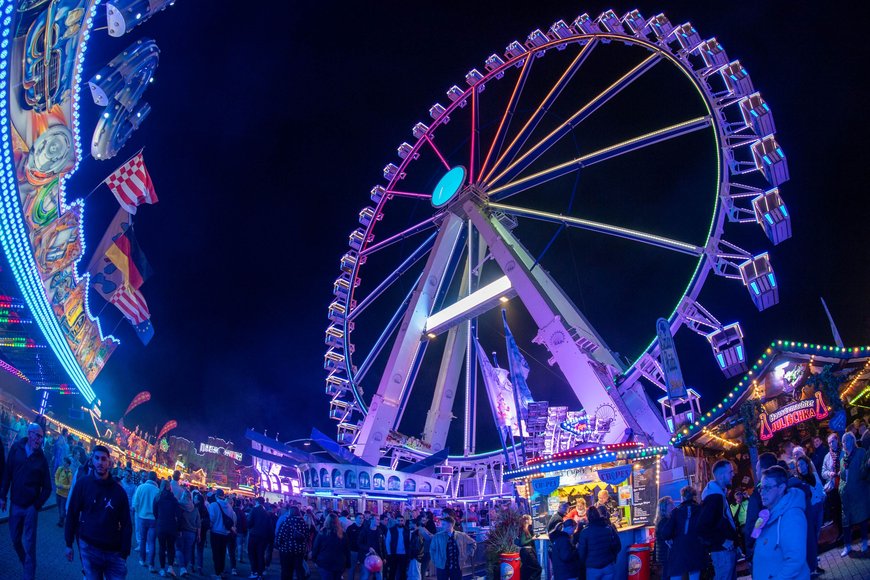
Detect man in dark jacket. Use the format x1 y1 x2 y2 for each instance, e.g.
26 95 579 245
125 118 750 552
547 502 569 537
385 515 412 580
359 516 387 580
1 422 52 580
248 496 273 578
698 460 739 580
64 445 132 578
577 507 621 576
550 517 580 580
347 513 363 580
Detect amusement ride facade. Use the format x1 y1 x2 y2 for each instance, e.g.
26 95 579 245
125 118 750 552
324 8 791 487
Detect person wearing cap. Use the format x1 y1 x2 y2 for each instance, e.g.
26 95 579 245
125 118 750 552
0 422 52 580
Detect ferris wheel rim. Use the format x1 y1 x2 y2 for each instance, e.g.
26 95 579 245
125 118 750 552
330 17 773 459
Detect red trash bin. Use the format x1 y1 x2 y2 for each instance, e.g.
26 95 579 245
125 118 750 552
627 543 651 580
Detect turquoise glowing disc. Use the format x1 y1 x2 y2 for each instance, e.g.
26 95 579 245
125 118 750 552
431 166 466 207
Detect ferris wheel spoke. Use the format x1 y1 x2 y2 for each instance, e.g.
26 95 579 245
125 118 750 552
478 54 535 181
487 116 712 201
481 39 598 184
354 274 422 384
360 216 438 257
487 53 662 188
469 88 478 183
489 202 705 256
385 189 432 200
349 233 437 322
423 135 453 172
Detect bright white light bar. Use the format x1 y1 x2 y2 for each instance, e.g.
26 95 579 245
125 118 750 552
425 276 515 336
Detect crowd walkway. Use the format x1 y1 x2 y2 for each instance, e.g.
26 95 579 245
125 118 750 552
0 505 265 580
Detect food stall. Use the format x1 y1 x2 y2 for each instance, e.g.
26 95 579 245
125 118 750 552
506 441 668 580
671 341 870 493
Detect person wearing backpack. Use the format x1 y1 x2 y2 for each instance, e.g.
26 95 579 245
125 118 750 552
208 489 237 576
277 505 309 579
658 486 705 580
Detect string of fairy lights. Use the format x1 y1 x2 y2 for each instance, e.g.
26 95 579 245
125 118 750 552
671 340 870 447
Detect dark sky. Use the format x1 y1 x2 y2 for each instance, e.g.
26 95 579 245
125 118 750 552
50 1 870 451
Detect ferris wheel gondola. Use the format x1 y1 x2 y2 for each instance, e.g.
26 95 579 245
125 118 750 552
325 8 790 467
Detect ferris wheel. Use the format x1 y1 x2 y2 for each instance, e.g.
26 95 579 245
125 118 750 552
324 9 790 467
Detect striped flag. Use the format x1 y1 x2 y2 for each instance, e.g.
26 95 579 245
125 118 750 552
110 285 150 325
104 152 158 214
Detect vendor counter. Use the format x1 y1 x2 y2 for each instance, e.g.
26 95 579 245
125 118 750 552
534 524 650 580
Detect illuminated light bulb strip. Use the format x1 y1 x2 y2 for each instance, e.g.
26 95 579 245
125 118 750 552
0 0 115 404
843 359 870 401
505 445 669 480
0 338 43 348
527 441 643 465
701 427 738 448
0 358 28 381
670 340 870 447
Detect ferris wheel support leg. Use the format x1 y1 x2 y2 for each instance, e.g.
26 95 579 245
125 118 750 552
354 212 466 465
423 267 471 452
463 200 667 444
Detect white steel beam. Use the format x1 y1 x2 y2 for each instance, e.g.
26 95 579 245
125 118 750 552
354 212 465 464
425 276 516 336
423 264 471 452
463 200 660 443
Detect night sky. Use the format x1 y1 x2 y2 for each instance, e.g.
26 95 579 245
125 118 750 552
48 1 869 452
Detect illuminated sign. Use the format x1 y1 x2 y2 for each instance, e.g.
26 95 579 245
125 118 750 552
598 464 633 485
657 318 687 399
759 391 829 440
531 476 560 495
199 443 243 462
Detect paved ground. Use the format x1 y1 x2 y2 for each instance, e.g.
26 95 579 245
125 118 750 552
737 548 870 579
1 504 262 579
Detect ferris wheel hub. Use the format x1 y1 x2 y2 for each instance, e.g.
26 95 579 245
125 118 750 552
431 166 467 208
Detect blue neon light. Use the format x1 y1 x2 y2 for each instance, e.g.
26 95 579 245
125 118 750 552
750 281 760 295
762 155 771 165
736 345 744 361
0 0 110 403
768 273 776 288
764 213 774 225
780 205 789 218
431 166 465 208
717 353 726 368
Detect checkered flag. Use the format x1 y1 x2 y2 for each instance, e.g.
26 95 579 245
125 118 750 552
103 152 158 214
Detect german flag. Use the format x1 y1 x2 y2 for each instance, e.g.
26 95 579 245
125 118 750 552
105 227 152 290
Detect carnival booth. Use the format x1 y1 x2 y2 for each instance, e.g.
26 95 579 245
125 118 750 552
671 340 870 497
506 441 668 580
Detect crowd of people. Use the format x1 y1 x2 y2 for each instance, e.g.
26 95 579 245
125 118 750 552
649 420 870 580
0 417 485 580
4 408 870 580
274 503 479 580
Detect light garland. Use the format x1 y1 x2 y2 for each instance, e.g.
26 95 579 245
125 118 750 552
701 427 738 448
843 359 870 402
505 444 668 480
670 340 870 447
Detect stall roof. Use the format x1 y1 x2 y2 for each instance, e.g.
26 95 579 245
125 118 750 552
672 340 870 449
504 442 668 481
